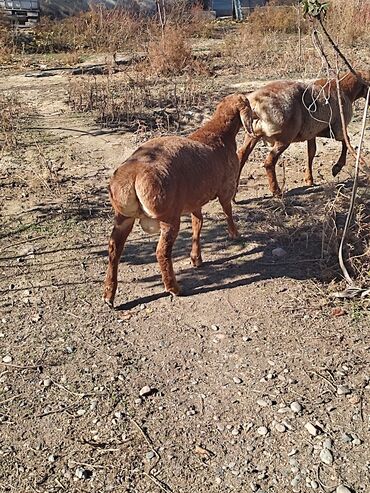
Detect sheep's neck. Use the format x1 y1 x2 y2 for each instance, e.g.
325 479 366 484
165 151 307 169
189 112 241 147
340 75 365 103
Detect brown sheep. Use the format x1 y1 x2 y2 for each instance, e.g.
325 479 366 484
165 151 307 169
103 93 253 308
236 71 370 198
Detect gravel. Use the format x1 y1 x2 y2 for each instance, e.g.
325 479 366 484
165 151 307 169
336 486 352 493
290 401 302 413
139 385 152 397
305 422 319 436
233 376 242 384
272 247 287 257
75 467 92 480
257 426 268 436
337 385 351 395
319 448 334 465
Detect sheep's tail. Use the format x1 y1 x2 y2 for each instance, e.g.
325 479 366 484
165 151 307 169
108 176 160 234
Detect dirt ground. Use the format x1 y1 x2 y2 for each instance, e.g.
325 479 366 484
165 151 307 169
0 50 369 493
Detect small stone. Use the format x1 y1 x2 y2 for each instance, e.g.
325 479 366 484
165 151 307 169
348 395 360 405
76 409 86 416
257 426 268 436
290 401 302 413
146 451 155 460
114 411 123 419
211 325 219 331
305 422 319 436
277 406 290 414
257 399 269 407
250 482 259 492
352 438 361 446
272 247 287 258
231 428 240 436
291 476 300 488
323 438 333 450
336 486 352 493
337 385 351 395
139 385 152 397
341 432 352 443
75 467 92 480
274 423 286 433
282 419 294 431
311 480 319 489
2 355 12 363
43 379 52 387
215 477 222 485
288 448 297 456
48 454 56 462
320 448 334 465
233 377 242 384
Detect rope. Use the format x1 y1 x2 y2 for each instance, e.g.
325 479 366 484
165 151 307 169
337 86 370 286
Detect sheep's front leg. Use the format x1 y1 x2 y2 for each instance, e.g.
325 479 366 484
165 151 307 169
332 140 347 177
305 138 317 186
190 210 203 267
219 198 239 240
264 142 289 196
103 215 135 308
156 219 181 296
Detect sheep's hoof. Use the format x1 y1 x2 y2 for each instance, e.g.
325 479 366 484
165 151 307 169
272 189 282 198
332 164 341 177
166 285 181 297
190 255 203 268
228 231 240 241
104 297 114 309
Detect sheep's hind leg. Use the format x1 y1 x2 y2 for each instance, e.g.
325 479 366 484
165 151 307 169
190 210 203 267
103 215 135 308
264 142 289 196
332 140 347 177
219 198 239 240
156 219 181 296
305 138 316 186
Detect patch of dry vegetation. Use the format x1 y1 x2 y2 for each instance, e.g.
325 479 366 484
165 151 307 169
221 0 370 78
67 73 213 133
259 183 370 285
0 93 31 154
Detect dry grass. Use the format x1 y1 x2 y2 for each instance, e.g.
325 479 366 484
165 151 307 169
67 72 213 134
321 185 370 284
0 93 31 154
259 183 370 285
326 0 370 45
147 27 200 76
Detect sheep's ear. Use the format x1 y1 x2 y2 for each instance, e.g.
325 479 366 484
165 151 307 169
240 105 253 135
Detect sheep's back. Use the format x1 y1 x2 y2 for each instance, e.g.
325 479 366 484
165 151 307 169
114 136 236 220
249 80 353 143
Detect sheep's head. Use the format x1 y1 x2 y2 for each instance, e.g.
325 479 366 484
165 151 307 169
355 70 370 100
237 94 254 136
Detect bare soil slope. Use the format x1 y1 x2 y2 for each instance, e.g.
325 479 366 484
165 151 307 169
0 66 369 493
